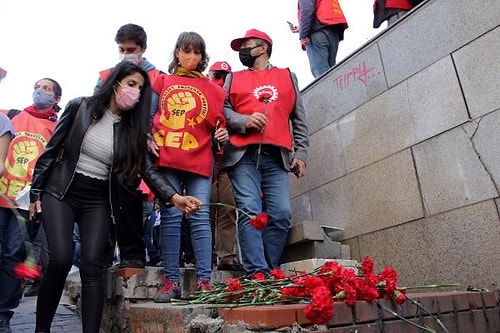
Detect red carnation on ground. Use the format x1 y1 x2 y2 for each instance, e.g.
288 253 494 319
378 266 399 297
251 272 267 281
304 285 334 324
393 289 407 304
304 276 324 295
225 278 245 301
270 269 286 280
249 212 268 230
361 256 375 275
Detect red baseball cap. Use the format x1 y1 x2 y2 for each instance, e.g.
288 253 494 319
209 61 232 73
230 29 273 51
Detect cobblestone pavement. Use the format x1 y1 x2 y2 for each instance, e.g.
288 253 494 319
10 294 84 333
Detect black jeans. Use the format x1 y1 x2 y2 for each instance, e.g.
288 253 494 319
113 182 145 262
36 173 111 333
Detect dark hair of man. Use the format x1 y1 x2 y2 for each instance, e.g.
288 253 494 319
168 31 209 74
256 39 273 57
115 23 147 49
90 61 152 180
36 78 63 112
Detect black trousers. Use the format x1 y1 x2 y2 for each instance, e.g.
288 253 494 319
113 182 146 263
36 173 111 333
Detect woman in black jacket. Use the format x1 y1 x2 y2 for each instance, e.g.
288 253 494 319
28 61 201 333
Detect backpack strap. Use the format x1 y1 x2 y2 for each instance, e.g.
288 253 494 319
6 109 21 119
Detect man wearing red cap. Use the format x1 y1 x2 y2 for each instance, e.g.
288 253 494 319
208 61 232 88
222 29 309 277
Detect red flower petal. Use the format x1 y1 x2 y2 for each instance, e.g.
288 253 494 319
249 212 268 230
14 261 42 280
304 286 334 324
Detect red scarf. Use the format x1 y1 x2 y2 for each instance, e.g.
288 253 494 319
23 105 58 122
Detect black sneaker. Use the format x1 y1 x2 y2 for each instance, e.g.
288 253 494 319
217 262 244 271
119 259 145 269
145 256 162 267
0 319 11 333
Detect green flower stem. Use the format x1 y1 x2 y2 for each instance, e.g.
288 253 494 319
255 101 268 169
401 283 461 290
198 202 255 220
377 300 438 333
405 295 450 333
177 262 449 333
0 194 35 261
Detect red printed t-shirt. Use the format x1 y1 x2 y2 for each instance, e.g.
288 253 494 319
0 110 56 208
151 74 226 178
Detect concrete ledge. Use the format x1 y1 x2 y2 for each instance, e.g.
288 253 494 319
123 290 500 332
280 258 359 276
286 220 325 246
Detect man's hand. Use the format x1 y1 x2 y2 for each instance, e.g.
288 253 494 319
288 22 299 33
300 37 311 46
214 127 229 143
290 158 306 179
245 112 267 131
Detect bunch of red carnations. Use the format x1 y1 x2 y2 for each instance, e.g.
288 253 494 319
183 256 406 325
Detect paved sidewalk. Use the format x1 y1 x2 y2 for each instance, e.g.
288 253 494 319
10 294 83 333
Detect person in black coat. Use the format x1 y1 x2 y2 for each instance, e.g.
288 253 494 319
29 61 201 333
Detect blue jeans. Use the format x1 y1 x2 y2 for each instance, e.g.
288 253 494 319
143 200 160 262
0 207 26 320
226 145 291 276
158 168 212 283
306 26 341 78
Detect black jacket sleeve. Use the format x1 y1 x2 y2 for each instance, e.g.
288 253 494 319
30 97 84 202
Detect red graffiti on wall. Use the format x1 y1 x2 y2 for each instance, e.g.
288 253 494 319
334 61 381 91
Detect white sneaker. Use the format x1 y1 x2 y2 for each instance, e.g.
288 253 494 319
68 265 79 275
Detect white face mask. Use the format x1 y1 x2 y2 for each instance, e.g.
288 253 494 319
119 53 142 65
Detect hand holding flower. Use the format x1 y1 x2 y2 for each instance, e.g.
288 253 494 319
245 112 267 131
170 193 202 215
14 256 42 280
198 202 268 230
214 127 229 143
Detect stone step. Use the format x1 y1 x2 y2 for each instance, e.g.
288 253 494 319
106 267 245 300
280 258 359 275
124 291 500 333
283 220 350 263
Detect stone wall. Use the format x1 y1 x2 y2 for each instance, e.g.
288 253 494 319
291 0 500 289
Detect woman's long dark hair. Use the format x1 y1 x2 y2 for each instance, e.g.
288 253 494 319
89 61 152 180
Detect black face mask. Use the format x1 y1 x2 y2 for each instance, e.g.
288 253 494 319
239 45 261 68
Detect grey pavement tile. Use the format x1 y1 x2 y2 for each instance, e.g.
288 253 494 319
10 295 84 333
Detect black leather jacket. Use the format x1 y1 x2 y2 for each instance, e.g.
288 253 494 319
30 97 177 218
